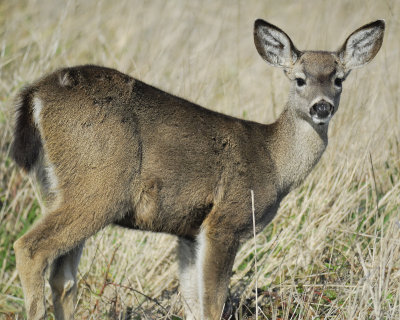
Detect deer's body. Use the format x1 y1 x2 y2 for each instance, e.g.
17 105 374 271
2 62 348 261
12 20 384 319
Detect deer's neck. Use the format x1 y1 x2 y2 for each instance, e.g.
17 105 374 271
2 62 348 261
267 107 328 195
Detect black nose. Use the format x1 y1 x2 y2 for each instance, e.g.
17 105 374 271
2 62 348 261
311 101 333 118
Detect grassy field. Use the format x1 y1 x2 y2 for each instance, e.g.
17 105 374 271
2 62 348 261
1 0 400 319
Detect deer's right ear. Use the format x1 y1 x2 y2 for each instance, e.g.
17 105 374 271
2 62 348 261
254 19 300 69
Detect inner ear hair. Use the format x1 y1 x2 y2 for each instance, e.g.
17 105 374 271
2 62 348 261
254 19 300 69
339 20 385 71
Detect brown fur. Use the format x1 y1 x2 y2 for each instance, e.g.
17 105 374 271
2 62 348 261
12 20 384 319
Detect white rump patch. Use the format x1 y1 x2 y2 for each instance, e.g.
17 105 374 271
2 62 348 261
32 97 43 127
46 163 59 192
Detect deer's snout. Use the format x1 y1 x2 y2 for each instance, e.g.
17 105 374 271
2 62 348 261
310 101 333 120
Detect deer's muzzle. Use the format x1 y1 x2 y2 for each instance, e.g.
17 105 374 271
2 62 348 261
310 101 334 124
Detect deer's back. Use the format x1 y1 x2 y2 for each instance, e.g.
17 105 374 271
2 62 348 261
32 65 278 237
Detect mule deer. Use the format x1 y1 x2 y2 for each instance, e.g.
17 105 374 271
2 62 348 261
12 19 384 319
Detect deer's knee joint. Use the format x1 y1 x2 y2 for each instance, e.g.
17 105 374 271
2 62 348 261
62 279 75 297
50 278 76 299
13 237 26 256
14 237 35 268
50 272 75 298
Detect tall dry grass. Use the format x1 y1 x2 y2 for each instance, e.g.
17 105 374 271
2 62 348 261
1 0 400 319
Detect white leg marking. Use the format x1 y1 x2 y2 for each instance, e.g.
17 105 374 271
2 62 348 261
61 263 74 298
32 96 43 127
196 229 206 320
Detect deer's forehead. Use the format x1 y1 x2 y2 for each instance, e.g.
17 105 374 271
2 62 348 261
295 52 340 78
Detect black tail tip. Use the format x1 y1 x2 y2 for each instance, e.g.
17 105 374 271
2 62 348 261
11 86 42 172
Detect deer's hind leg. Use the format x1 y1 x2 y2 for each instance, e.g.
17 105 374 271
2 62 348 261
14 191 128 320
49 242 84 320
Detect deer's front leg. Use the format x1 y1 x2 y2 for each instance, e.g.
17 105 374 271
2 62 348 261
196 223 239 320
178 237 201 319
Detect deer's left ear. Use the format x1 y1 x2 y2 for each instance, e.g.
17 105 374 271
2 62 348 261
338 20 385 71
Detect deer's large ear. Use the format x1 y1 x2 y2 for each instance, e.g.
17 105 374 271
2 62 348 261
254 19 300 69
338 20 385 71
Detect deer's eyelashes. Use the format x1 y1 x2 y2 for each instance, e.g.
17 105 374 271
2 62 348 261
295 78 306 87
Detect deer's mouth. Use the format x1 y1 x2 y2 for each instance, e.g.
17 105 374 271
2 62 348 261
312 114 332 125
310 100 334 125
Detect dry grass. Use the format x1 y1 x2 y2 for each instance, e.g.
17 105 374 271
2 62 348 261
1 0 400 319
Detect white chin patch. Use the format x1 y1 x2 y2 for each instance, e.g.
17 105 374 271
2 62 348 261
312 115 331 125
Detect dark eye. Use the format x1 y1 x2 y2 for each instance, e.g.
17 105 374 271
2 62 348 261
334 78 343 87
296 78 306 87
